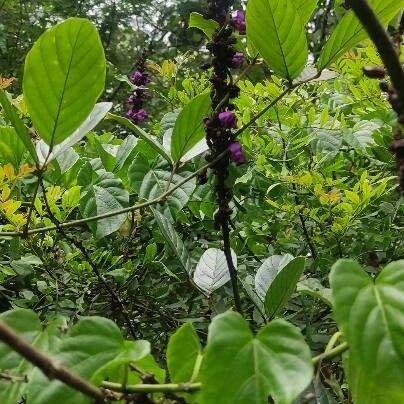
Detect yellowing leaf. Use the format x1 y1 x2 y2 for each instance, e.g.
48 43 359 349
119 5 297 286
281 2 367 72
3 164 15 181
0 77 16 90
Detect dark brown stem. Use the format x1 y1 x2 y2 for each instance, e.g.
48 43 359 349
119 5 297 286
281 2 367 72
0 320 105 402
38 177 137 339
348 0 404 104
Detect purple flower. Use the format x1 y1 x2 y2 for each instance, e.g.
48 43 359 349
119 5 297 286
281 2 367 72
218 111 237 129
130 70 149 86
231 52 244 68
232 10 246 34
229 141 245 165
125 108 148 124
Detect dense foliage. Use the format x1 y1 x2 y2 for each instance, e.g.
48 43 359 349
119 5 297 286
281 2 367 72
0 0 403 403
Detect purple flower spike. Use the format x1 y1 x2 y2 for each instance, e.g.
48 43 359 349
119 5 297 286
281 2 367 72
218 111 237 129
231 52 244 68
229 141 246 165
232 10 246 34
130 70 149 86
126 108 148 124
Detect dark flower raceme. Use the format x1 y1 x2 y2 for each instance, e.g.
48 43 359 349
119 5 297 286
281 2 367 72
125 108 148 124
130 70 149 86
218 111 237 129
232 10 246 34
125 62 151 125
229 141 245 165
231 52 244 68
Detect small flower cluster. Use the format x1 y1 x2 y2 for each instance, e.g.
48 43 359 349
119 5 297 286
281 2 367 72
125 68 150 124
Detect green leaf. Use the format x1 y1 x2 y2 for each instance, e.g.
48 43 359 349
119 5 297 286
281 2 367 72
330 259 404 403
36 102 112 165
153 209 192 274
292 0 318 24
318 0 404 70
296 278 332 307
254 254 294 300
0 89 37 161
167 323 202 383
139 169 196 217
246 0 308 80
0 309 64 404
193 248 236 295
91 340 151 385
0 127 25 167
189 12 219 39
80 170 129 238
265 256 306 318
170 92 211 163
200 311 313 404
23 18 106 146
108 113 172 163
27 317 127 404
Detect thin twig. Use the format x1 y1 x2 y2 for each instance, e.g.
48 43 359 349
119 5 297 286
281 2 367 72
101 380 201 393
348 0 404 103
0 320 106 402
38 177 137 339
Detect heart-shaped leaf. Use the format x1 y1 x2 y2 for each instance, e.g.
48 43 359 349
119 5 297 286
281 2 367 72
27 317 130 404
193 248 236 295
330 259 404 403
200 311 313 404
246 0 308 80
23 18 106 146
0 309 64 404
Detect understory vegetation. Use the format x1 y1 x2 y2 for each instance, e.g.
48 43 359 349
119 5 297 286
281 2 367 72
0 0 403 403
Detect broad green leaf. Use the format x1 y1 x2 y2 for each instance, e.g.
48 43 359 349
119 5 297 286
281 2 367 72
246 0 308 80
153 209 192 274
80 170 129 238
193 248 236 295
167 322 202 383
91 340 150 385
108 113 172 163
170 92 211 163
265 256 306 318
292 0 318 24
27 317 127 404
201 311 313 404
0 127 25 167
296 278 332 307
23 18 106 146
0 309 64 404
254 254 294 300
189 12 219 39
36 102 112 165
318 0 404 70
139 169 196 216
128 160 196 217
0 89 37 161
330 260 404 403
